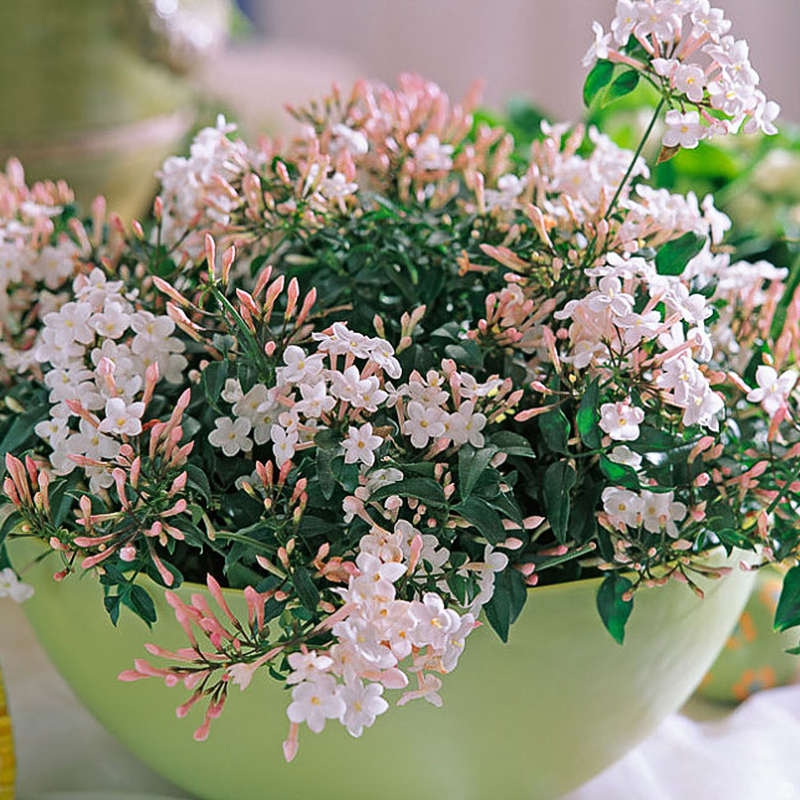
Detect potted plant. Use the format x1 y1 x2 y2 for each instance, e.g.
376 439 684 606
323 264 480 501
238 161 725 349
1 2 797 798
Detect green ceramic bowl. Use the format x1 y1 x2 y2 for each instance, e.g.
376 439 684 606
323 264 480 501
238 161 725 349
12 537 754 800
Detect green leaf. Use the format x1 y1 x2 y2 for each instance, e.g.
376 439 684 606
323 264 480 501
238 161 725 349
775 565 800 632
454 496 506 544
185 463 212 504
0 511 22 550
577 379 601 450
654 232 706 276
599 456 640 490
603 69 640 105
488 430 535 458
596 573 634 644
370 477 446 507
482 568 527 643
459 445 498 500
200 360 228 407
316 444 337 500
104 593 122 626
293 566 320 612
583 59 615 107
0 403 50 468
715 527 755 556
538 407 570 455
543 461 576 544
123 585 157 626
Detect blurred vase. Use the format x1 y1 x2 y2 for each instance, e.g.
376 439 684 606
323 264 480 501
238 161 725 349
698 565 800 703
0 666 14 800
0 0 230 218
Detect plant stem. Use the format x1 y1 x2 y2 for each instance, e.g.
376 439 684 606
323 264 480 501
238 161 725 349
603 96 667 222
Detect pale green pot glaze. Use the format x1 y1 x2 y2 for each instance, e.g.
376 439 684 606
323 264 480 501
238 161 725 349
0 0 198 217
12 537 754 800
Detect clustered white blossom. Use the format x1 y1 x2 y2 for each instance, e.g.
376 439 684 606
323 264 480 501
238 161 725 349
0 161 80 373
602 486 688 538
33 269 187 492
207 321 499 469
555 246 725 432
273 519 477 745
158 115 253 256
586 0 780 149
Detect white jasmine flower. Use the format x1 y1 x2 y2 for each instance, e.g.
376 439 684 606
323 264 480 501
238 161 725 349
286 651 335 685
364 467 404 496
98 397 146 437
221 378 243 404
338 680 388 738
320 173 358 200
0 568 34 602
208 416 253 457
582 21 611 67
286 675 345 734
747 365 798 417
662 110 706 150
412 135 454 171
342 423 384 467
271 425 298 466
445 401 487 448
293 381 335 419
608 445 642 470
331 123 369 156
640 489 687 537
402 401 446 448
602 487 643 529
409 592 458 650
674 64 706 104
599 402 644 441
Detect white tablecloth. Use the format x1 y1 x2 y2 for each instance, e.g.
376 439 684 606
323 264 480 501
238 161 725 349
3 599 799 800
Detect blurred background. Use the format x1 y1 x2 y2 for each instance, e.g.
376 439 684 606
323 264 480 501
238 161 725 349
1 0 798 215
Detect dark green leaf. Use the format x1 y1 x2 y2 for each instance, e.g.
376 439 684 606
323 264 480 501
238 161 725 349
444 340 484 369
538 408 570 454
0 511 22 550
604 69 640 105
543 461 576 544
482 568 527 642
185 463 212 504
459 445 498 500
454 496 506 544
583 59 615 107
370 478 446 507
316 444 337 500
293 566 320 612
577 379 601 450
104 593 121 626
488 430 535 458
599 456 640 490
0 404 50 467
596 573 634 644
775 565 800 632
201 361 228 409
655 232 706 276
124 585 157 626
714 528 755 556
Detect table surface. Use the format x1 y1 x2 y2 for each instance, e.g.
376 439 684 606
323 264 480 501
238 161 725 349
3 598 800 800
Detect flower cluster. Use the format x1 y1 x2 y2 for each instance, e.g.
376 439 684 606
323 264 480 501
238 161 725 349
585 0 780 149
0 160 128 378
3 0 800 767
32 268 186 492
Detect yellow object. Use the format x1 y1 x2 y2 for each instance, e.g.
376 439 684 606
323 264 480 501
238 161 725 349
0 667 14 800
